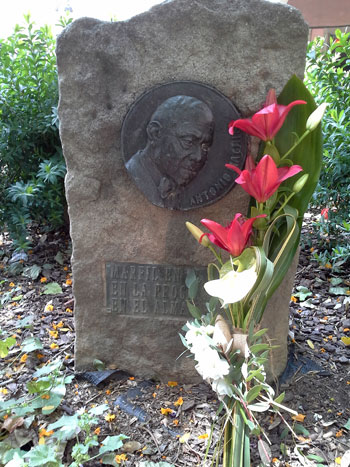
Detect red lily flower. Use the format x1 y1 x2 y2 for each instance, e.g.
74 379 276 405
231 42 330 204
201 213 266 257
228 89 306 141
226 154 302 203
321 208 329 220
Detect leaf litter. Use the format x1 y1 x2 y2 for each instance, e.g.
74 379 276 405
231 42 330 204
0 218 349 466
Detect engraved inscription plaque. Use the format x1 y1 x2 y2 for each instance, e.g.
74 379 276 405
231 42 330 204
106 262 208 317
122 81 247 210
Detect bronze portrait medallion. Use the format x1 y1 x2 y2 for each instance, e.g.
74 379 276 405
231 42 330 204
122 81 247 210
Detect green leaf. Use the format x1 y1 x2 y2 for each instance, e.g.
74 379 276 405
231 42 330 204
233 248 256 272
294 423 310 436
47 413 79 433
89 404 109 415
241 246 274 325
207 262 219 281
25 444 58 466
264 209 299 299
247 401 270 412
27 379 51 394
329 286 349 296
188 279 199 300
98 435 129 455
185 270 196 289
275 75 323 227
33 359 62 377
186 300 202 319
21 336 43 353
294 286 312 301
43 282 63 295
245 385 263 403
307 454 326 462
206 296 219 314
274 391 286 404
250 328 269 342
246 369 265 382
3 449 27 464
93 359 105 371
0 336 16 358
12 294 23 302
249 343 270 354
330 277 343 286
54 251 64 265
258 439 271 466
100 453 120 466
16 315 34 328
343 418 350 430
22 264 41 280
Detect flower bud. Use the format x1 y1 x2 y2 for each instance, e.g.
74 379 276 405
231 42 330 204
185 222 210 247
292 173 309 193
306 103 328 131
263 141 280 164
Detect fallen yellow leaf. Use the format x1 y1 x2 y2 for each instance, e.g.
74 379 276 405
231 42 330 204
306 340 314 349
341 336 350 346
167 381 178 387
161 408 174 415
179 432 190 444
292 413 306 422
335 457 341 465
174 397 183 406
105 413 115 422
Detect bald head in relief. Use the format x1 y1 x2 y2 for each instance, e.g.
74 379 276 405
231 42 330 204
125 95 215 209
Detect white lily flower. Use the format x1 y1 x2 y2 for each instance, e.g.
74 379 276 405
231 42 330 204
204 266 257 306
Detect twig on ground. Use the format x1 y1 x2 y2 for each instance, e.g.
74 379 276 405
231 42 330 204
139 424 163 457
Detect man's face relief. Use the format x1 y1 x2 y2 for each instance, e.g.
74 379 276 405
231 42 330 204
155 107 214 186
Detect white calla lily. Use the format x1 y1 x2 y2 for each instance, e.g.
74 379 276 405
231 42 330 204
204 266 257 306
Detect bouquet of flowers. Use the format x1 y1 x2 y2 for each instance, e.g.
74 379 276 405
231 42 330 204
182 76 325 466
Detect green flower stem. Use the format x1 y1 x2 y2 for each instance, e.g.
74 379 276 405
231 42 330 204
208 245 223 266
228 301 245 328
257 204 266 245
280 129 311 162
271 192 296 220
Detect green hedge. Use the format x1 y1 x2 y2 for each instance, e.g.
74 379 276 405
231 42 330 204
305 30 350 266
0 16 71 250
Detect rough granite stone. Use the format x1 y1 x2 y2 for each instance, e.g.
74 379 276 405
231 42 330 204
56 0 308 382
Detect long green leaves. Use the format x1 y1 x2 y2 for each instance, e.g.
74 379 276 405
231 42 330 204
275 75 323 228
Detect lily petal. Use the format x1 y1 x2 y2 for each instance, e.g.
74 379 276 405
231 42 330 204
204 267 258 306
227 154 303 203
228 89 306 141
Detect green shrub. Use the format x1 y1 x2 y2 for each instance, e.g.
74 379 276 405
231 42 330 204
0 15 70 250
305 30 350 265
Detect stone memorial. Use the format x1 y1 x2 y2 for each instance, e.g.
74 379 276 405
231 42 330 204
56 0 308 382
